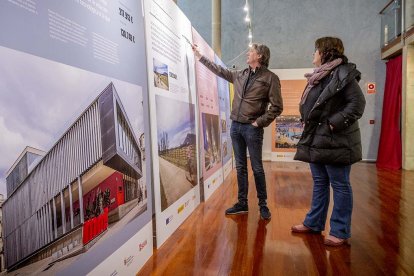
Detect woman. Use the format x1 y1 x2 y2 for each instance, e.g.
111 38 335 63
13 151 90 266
292 37 366 246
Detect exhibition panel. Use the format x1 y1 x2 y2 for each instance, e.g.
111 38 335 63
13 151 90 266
144 0 201 248
215 56 233 182
193 28 224 201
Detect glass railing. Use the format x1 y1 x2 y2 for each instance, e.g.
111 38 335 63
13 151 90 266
380 0 402 48
406 0 414 31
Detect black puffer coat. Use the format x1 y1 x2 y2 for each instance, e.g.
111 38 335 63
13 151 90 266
294 63 366 165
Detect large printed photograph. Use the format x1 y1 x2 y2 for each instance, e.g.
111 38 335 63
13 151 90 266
153 58 169 91
201 113 222 172
274 115 303 149
220 111 229 161
0 46 148 273
155 95 197 211
215 55 232 165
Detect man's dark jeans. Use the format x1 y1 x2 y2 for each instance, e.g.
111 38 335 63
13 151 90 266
230 121 267 207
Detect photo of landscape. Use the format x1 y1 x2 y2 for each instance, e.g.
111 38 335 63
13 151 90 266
155 95 197 211
153 58 169 91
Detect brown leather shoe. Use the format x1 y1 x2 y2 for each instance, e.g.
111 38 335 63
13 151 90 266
291 224 320 233
324 235 348 246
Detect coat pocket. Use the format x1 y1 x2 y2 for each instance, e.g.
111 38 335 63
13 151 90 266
312 125 349 149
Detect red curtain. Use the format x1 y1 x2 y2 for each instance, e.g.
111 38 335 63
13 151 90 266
377 55 402 170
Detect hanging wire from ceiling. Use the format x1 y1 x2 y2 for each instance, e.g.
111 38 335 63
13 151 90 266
224 0 253 67
244 0 253 47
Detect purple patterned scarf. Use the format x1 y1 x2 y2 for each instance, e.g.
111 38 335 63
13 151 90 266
300 58 342 105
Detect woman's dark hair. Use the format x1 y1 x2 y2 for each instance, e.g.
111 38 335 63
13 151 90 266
251 43 270 68
315 37 348 64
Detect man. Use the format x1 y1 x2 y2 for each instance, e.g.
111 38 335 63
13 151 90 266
193 43 283 220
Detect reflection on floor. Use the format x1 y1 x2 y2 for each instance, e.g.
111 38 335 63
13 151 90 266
139 161 414 275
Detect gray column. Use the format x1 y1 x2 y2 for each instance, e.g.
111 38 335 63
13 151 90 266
40 207 45 245
43 207 47 244
78 177 84 224
44 205 48 244
60 191 66 234
212 0 222 57
52 197 58 238
68 184 74 229
47 202 54 242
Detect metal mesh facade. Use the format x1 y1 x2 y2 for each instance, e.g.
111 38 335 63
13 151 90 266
2 83 143 269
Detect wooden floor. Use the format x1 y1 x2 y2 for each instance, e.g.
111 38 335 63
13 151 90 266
138 162 414 275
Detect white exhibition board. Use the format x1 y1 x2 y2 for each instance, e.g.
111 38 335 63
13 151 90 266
215 55 233 182
0 1 153 274
193 28 224 201
87 222 153 276
144 0 201 247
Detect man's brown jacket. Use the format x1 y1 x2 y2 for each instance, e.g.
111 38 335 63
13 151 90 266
200 56 283 127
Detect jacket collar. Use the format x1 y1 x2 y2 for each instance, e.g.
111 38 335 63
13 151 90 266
310 63 361 112
248 65 265 74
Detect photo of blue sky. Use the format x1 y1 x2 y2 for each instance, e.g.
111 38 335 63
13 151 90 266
0 46 144 197
153 58 168 75
155 95 195 148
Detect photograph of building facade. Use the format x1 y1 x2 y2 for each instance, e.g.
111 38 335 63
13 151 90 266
2 83 147 270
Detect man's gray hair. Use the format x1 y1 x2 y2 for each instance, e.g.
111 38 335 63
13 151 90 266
251 43 270 68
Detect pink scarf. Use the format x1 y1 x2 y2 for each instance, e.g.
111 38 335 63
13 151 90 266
300 58 342 105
